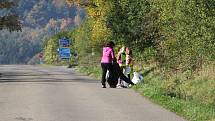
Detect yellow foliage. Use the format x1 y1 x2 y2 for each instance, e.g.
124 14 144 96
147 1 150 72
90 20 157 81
86 0 111 18
91 19 111 46
66 0 81 6
67 0 111 19
67 0 112 50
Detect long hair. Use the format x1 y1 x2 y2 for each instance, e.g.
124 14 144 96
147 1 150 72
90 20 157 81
104 41 115 48
126 47 132 56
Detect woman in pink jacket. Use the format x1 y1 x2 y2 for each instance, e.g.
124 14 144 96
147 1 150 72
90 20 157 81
101 41 116 88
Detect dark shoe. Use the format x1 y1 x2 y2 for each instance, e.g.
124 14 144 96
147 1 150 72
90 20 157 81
109 85 116 88
102 85 106 88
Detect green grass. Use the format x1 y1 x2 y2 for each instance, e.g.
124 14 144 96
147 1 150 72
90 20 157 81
76 64 215 121
77 65 101 80
133 73 215 121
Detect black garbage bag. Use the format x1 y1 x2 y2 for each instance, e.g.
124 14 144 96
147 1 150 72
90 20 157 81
107 63 119 88
107 62 134 88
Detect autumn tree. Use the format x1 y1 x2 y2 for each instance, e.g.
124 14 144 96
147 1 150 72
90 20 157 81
0 1 21 31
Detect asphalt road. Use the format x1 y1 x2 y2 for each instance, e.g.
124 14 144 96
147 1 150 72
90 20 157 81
0 65 186 121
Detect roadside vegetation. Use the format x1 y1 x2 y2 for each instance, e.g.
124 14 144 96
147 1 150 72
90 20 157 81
43 0 215 121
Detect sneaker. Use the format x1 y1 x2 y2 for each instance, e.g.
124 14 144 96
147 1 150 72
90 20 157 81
116 83 121 87
116 85 122 88
128 84 132 88
128 84 135 88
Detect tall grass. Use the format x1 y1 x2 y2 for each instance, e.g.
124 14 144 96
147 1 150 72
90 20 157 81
133 64 215 121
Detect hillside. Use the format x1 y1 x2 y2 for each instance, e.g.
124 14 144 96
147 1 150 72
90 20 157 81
0 0 84 64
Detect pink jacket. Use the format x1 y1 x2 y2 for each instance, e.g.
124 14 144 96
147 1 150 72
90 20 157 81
101 47 115 63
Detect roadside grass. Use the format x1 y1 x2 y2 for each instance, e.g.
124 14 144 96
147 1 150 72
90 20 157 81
77 54 102 80
77 63 215 121
133 83 215 121
133 69 215 121
78 65 101 80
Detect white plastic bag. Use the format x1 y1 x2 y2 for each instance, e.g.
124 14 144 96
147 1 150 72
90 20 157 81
132 72 144 84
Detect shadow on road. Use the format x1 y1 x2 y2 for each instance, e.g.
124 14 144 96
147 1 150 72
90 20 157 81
0 79 98 83
0 73 98 84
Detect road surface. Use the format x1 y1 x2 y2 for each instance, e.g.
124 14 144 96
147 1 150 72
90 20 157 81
0 65 186 121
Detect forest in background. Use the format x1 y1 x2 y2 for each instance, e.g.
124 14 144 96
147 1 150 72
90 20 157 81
0 0 84 64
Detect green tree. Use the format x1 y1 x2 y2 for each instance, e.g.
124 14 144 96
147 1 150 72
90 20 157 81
107 0 160 52
152 0 215 72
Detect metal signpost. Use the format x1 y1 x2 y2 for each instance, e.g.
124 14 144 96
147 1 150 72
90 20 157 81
58 38 72 67
59 48 71 59
59 38 70 48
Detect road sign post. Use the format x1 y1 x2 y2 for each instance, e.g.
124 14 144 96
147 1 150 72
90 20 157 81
59 38 70 47
58 38 72 67
59 48 71 59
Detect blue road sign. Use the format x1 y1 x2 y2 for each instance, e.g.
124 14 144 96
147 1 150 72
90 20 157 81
59 48 71 59
59 38 70 47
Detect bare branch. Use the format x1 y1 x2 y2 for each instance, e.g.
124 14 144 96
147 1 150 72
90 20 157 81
0 15 22 32
0 1 15 9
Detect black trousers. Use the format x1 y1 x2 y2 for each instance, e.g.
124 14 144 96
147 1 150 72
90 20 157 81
119 73 134 85
101 63 113 85
116 64 134 85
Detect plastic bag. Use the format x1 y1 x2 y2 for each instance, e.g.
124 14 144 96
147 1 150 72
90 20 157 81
132 72 144 84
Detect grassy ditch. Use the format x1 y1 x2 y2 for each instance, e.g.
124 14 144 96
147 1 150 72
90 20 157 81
133 69 215 121
77 63 215 121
